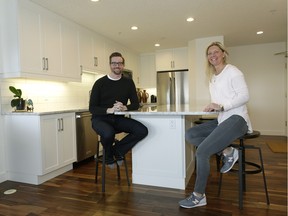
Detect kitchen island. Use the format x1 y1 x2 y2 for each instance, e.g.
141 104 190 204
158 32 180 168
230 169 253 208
116 104 217 190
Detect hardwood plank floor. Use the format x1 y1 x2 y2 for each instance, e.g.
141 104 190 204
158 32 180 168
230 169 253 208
0 135 287 216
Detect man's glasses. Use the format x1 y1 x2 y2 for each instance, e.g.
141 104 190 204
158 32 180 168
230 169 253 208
110 62 124 66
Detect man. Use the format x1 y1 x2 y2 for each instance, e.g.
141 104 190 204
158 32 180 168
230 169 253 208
89 52 148 168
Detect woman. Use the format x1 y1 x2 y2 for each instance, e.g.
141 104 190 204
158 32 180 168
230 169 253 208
178 42 252 208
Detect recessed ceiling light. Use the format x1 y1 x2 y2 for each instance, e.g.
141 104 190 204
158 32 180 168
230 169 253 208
91 0 100 2
257 31 264 35
131 26 138 30
186 17 194 22
155 43 160 47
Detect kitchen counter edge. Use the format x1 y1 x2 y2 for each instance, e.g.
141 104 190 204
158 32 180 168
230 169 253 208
3 108 89 116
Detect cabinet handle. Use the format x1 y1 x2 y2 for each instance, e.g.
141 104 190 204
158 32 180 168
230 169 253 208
57 118 61 131
42 57 46 70
57 118 64 131
94 57 98 67
171 61 175 68
61 118 64 131
46 58 49 70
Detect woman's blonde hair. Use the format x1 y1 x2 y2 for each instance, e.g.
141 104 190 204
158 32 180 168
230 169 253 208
205 42 229 82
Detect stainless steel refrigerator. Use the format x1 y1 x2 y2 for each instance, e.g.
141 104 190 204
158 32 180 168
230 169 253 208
157 69 189 105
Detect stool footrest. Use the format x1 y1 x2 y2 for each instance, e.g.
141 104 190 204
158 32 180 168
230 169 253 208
96 155 126 164
230 161 262 174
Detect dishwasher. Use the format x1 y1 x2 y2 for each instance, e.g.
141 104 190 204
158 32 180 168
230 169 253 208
75 111 98 162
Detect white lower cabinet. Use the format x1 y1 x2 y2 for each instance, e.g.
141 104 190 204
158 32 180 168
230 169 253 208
5 112 76 185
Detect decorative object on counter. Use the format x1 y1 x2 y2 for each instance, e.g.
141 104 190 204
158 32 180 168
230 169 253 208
136 88 143 103
27 99 34 112
150 95 157 103
141 90 149 103
9 86 25 111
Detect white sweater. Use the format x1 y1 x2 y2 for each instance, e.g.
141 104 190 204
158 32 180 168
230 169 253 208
209 64 253 133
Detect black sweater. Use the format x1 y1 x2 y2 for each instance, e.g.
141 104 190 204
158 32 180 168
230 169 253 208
89 75 139 117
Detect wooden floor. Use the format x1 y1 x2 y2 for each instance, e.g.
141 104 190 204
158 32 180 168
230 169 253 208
0 135 287 216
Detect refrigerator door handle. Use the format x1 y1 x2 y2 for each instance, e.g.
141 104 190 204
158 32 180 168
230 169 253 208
170 73 176 104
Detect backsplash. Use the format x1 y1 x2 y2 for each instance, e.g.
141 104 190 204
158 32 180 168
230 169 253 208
0 73 103 113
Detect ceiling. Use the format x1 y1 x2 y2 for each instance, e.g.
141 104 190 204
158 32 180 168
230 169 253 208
30 0 287 54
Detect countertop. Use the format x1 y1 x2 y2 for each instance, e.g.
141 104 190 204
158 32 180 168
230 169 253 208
3 108 89 116
4 104 218 116
116 104 218 116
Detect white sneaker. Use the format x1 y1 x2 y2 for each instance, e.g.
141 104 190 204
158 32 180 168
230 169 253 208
220 148 239 173
178 192 207 208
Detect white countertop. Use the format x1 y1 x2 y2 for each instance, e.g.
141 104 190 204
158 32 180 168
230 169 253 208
4 104 218 116
3 108 89 116
116 104 218 116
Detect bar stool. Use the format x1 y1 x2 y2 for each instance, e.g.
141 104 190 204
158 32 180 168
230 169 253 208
217 130 270 209
95 139 130 192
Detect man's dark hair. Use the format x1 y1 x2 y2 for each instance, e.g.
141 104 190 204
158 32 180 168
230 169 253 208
109 52 125 65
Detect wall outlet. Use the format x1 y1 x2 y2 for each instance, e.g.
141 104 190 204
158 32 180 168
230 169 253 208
169 120 176 129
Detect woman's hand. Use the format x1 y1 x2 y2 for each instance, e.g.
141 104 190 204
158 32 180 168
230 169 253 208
203 103 223 112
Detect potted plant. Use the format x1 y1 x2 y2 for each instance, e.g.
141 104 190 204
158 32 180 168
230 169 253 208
9 86 25 110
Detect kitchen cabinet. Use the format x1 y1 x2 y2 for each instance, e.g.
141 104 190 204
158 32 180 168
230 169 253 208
140 53 156 88
61 19 81 80
126 51 141 86
0 0 80 81
155 47 188 71
79 27 108 73
5 112 76 185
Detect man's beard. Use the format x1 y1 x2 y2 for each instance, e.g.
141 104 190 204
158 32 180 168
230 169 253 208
113 69 122 76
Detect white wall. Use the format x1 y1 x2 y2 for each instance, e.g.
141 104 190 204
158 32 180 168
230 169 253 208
228 42 286 135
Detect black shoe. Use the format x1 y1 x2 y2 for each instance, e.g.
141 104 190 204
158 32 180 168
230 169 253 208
105 157 115 169
112 147 124 165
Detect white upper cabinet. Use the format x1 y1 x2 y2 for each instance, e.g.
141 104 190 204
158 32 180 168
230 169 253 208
93 34 108 72
0 0 80 81
155 47 188 71
61 19 81 80
79 27 108 73
17 1 43 74
78 27 94 72
140 53 156 88
38 8 62 77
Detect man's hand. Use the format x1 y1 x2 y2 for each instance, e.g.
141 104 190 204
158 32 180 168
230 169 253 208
107 101 127 114
113 101 127 112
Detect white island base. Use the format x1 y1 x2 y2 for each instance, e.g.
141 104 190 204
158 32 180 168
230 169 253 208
131 115 197 190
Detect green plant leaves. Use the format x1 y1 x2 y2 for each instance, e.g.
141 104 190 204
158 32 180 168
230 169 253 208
11 98 21 107
9 86 23 108
9 86 22 98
